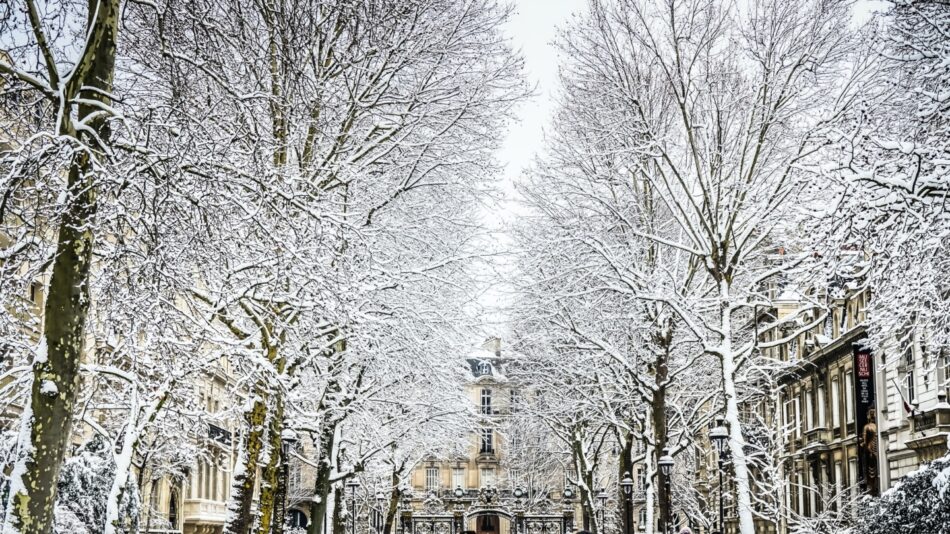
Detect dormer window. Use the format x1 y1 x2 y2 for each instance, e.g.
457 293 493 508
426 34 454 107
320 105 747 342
477 362 491 376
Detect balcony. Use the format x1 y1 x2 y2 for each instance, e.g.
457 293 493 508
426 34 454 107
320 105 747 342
906 397 950 452
802 426 830 447
182 498 228 525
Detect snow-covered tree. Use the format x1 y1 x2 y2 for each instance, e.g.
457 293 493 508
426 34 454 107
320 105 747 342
805 0 950 369
514 1 860 533
855 453 950 534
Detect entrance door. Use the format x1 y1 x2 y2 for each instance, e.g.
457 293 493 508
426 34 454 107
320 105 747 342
477 515 499 534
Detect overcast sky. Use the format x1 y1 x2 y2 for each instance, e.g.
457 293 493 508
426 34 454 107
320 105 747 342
498 0 586 193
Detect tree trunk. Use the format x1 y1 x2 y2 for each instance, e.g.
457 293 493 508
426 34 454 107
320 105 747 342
226 396 268 534
258 398 286 534
271 451 289 534
719 280 755 534
332 485 346 534
307 423 337 534
4 2 119 532
383 461 406 534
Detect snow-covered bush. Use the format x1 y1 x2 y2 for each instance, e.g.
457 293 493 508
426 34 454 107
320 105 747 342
855 454 950 534
53 436 139 534
54 437 113 533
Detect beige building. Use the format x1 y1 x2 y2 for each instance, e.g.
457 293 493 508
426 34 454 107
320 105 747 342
407 339 574 534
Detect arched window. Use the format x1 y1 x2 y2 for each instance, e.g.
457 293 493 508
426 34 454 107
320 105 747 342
168 489 179 528
288 509 309 528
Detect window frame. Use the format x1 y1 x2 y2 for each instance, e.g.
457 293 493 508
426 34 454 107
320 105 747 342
426 467 440 492
481 388 492 415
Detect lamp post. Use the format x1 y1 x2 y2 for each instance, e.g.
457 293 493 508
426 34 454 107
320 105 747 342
596 488 608 534
376 492 386 534
657 449 674 534
454 486 465 534
513 486 526 534
620 473 633 534
346 479 361 534
709 419 728 534
280 430 299 532
562 486 575 533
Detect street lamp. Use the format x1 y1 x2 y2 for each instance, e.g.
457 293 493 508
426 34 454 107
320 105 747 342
620 473 634 534
376 492 386 534
709 419 728 534
346 479 361 534
596 488 608 534
280 430 299 531
657 449 674 534
453 486 466 534
512 487 526 534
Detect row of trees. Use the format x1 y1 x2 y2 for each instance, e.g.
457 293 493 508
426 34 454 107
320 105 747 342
0 1 524 533
509 1 950 534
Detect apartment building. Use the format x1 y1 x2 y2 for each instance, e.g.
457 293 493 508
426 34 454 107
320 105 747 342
752 272 949 532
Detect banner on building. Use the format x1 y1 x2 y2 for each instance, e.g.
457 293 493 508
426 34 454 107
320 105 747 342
852 344 880 496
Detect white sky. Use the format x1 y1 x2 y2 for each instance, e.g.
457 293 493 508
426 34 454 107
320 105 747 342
477 0 587 335
497 0 587 193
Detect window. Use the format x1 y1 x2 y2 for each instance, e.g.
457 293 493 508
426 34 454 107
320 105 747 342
480 428 494 454
817 386 826 427
942 349 950 398
168 490 179 527
426 467 440 491
906 368 916 406
477 362 491 376
831 379 841 428
28 282 40 304
453 468 465 490
510 389 521 413
481 389 492 415
807 469 816 517
805 390 814 429
848 458 858 501
845 373 855 424
834 462 843 511
638 509 646 530
794 397 801 438
636 465 645 492
480 467 495 487
289 510 309 528
795 473 804 515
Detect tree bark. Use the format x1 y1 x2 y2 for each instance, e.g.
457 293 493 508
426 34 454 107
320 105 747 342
225 396 269 534
258 398 286 534
332 485 346 534
307 423 337 534
4 1 119 532
383 460 407 534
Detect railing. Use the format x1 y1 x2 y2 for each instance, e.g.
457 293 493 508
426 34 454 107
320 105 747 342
208 423 232 446
182 499 228 523
913 411 937 432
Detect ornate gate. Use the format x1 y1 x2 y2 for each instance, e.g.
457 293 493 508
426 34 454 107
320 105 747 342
400 491 573 534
